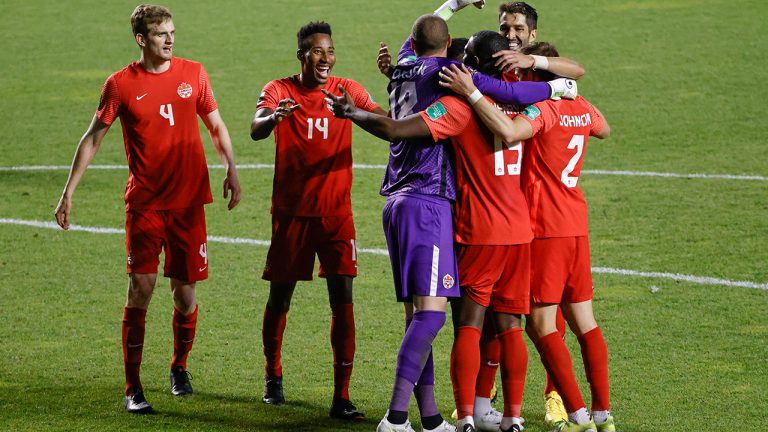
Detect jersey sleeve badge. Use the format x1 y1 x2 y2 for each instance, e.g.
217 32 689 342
426 101 448 121
523 105 541 120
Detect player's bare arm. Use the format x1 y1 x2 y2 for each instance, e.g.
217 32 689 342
250 98 301 141
324 85 430 141
439 64 532 145
492 50 585 80
592 106 611 139
54 115 111 230
203 109 242 210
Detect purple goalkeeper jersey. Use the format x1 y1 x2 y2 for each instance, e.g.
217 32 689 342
380 38 457 200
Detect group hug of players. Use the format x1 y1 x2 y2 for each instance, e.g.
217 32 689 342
54 1 614 432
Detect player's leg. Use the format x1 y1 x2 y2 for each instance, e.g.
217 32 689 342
451 294 485 431
261 281 296 404
560 235 613 431
261 214 314 404
474 312 501 423
122 209 163 414
524 311 567 425
494 313 526 432
168 279 197 396
123 272 157 414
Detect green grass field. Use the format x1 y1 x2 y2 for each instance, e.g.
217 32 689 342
1 0 766 431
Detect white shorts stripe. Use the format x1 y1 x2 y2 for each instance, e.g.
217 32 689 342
430 245 440 297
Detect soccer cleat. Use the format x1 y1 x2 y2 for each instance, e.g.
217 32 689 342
455 417 475 432
124 390 153 414
548 78 578 100
489 383 498 404
594 415 615 432
377 414 416 432
551 420 597 432
329 397 365 421
474 408 502 432
500 417 526 432
544 391 568 424
169 366 193 396
262 375 285 405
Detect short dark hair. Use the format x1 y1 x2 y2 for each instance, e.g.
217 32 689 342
465 31 509 77
498 2 538 30
521 41 558 81
297 21 332 52
411 14 450 56
131 4 172 37
447 37 468 62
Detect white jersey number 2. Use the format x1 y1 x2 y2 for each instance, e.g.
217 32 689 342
560 135 585 188
160 104 175 126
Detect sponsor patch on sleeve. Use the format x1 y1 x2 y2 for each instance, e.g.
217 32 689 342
366 91 376 105
523 105 541 120
426 101 448 121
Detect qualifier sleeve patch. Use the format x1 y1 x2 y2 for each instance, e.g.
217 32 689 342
426 101 448 121
523 105 541 120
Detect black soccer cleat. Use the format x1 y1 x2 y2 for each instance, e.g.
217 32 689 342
124 390 154 414
170 366 193 396
262 375 285 405
329 397 365 421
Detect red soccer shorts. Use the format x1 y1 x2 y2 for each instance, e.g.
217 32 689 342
262 214 357 283
530 236 593 304
457 244 531 315
125 206 208 282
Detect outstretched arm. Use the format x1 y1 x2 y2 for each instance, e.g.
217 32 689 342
54 116 111 230
439 64 533 144
324 86 431 141
250 99 301 141
203 109 241 210
493 50 586 80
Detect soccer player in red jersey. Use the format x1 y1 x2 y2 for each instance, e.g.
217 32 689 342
54 4 241 414
249 21 385 421
440 42 614 432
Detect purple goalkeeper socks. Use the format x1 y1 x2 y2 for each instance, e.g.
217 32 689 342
389 310 446 413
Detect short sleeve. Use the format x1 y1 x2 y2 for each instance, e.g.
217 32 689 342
516 101 553 136
418 95 473 142
95 75 121 126
197 65 218 115
255 80 283 112
585 100 606 137
343 80 380 113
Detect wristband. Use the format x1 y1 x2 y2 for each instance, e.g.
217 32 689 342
468 89 483 105
531 55 549 71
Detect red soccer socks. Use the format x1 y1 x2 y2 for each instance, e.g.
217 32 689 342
451 326 482 419
170 305 198 370
330 303 356 400
577 327 610 411
122 307 147 395
262 305 288 377
535 331 586 413
498 328 527 418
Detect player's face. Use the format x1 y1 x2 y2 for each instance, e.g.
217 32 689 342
499 12 535 51
139 19 175 62
299 33 336 87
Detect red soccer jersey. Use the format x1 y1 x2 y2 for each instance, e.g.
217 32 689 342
256 75 379 217
96 57 216 210
420 95 533 245
519 96 606 237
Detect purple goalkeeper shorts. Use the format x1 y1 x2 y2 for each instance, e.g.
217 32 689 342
383 192 460 302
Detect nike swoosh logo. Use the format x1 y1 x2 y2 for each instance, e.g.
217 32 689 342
181 339 194 344
127 343 143 348
136 93 148 100
199 266 207 272
341 361 353 367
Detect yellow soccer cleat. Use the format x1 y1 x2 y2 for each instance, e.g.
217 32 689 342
594 415 616 432
551 419 597 432
544 391 567 424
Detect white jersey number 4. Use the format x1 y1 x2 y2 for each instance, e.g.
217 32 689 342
160 103 175 126
561 135 585 188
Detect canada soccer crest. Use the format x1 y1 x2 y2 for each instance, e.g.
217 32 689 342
177 82 193 99
443 274 455 289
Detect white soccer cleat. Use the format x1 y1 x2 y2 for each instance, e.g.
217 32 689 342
548 78 578 100
378 414 417 432
474 408 501 432
425 419 459 432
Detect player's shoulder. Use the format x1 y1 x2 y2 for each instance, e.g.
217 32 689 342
331 75 364 89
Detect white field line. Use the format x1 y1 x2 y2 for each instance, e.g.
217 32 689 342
0 164 765 181
3 218 766 291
